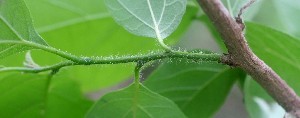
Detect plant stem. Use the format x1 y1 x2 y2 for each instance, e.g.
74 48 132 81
197 0 300 116
42 70 57 116
132 61 144 118
134 61 144 85
157 39 173 52
0 51 221 73
2 41 85 63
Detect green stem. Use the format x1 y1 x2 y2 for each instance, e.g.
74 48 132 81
132 61 144 118
43 70 58 116
158 39 172 52
2 41 85 63
0 61 75 73
134 61 144 85
0 51 221 73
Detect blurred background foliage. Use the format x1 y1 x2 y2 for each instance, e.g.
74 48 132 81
0 0 300 117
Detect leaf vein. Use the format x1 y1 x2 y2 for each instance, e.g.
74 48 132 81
138 105 153 118
157 0 166 26
146 0 162 40
117 0 154 30
0 15 25 41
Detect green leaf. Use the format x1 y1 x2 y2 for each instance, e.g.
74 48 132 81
105 0 187 40
273 0 300 38
0 73 93 118
246 22 300 94
250 0 300 38
16 0 198 92
86 83 186 118
0 0 48 59
195 20 300 118
244 22 300 117
244 77 284 118
221 0 264 20
144 60 244 118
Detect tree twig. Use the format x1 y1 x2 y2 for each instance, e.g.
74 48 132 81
197 0 300 116
0 51 220 73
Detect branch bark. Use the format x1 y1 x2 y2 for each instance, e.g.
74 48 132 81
196 0 300 117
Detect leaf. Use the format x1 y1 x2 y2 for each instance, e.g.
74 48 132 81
253 97 284 118
0 73 93 118
46 74 94 118
221 0 264 20
244 22 300 117
105 0 187 40
86 83 186 118
144 59 244 118
195 20 300 117
246 22 300 94
12 0 198 92
244 77 285 118
273 0 300 38
250 0 300 38
0 0 48 59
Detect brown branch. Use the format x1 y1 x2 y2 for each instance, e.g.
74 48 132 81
196 0 300 117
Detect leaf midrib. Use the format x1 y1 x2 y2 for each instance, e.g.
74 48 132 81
138 105 153 118
146 0 162 40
